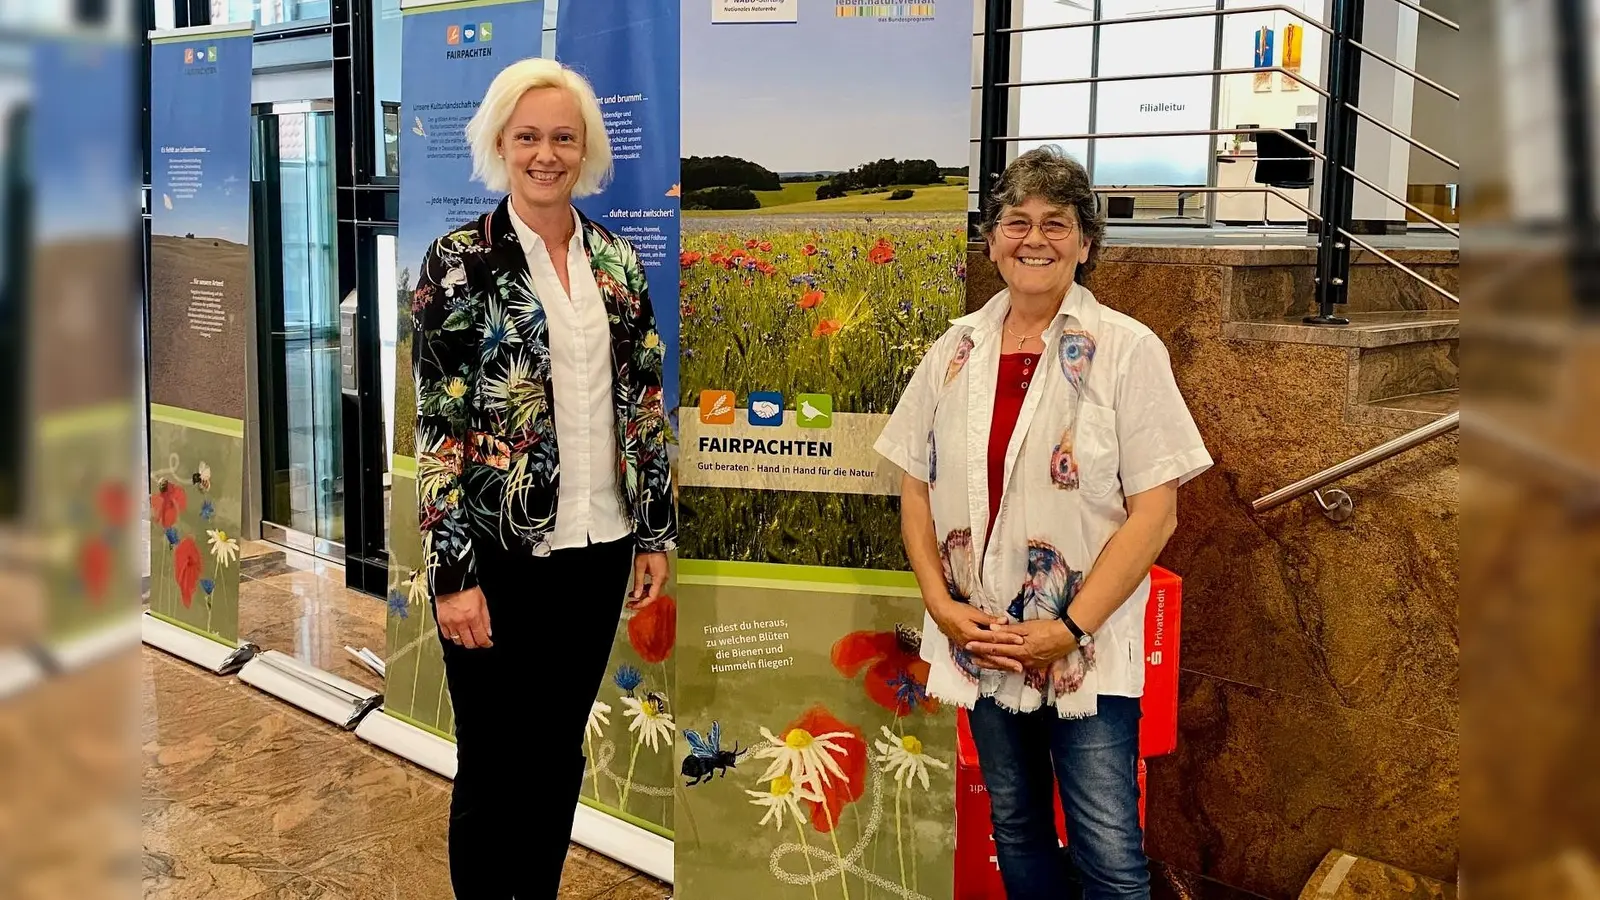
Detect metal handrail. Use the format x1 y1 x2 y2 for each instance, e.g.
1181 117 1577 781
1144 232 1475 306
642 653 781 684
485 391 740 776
1339 164 1460 236
1387 0 1459 31
1252 412 1459 512
1348 38 1460 101
1344 102 1459 169
991 4 1333 38
1093 185 1326 223
1337 228 1460 303
986 127 1327 162
986 66 1329 99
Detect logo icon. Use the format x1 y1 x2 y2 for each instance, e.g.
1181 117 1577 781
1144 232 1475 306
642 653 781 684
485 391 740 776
478 22 493 41
207 46 217 62
184 48 194 63
748 392 784 427
446 24 462 44
796 394 833 429
1149 651 1164 666
463 24 477 42
699 390 736 426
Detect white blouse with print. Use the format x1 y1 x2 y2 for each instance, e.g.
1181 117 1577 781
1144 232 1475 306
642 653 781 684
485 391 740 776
874 284 1212 718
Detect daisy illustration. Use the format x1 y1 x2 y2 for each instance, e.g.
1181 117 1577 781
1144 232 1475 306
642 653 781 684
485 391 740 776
206 529 239 566
746 773 821 831
873 725 950 790
619 691 674 810
586 700 612 741
874 725 950 891
752 723 853 792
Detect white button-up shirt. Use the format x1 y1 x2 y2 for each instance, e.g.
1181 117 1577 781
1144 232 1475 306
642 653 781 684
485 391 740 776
875 284 1212 714
507 205 632 549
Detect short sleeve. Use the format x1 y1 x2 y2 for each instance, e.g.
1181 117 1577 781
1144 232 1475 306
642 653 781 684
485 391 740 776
873 335 947 484
1115 333 1213 497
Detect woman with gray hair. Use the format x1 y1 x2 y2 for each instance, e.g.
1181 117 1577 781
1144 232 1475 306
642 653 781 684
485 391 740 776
409 57 675 897
875 146 1211 899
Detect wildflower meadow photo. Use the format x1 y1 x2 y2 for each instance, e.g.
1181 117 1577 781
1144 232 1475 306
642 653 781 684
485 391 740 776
676 0 974 570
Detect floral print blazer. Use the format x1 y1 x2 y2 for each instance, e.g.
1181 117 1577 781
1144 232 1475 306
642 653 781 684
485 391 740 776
411 197 676 596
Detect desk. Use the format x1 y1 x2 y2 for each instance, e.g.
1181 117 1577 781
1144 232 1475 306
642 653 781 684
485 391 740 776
1215 150 1311 224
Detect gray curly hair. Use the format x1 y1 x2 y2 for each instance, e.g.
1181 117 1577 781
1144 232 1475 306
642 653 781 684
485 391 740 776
980 145 1104 285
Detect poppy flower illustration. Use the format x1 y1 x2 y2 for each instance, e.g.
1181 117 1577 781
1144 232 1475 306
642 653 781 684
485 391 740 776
797 289 823 310
831 626 937 717
813 319 842 338
680 250 703 268
150 480 187 529
96 483 128 528
626 594 676 664
868 239 896 265
802 243 818 256
172 537 203 608
745 239 760 250
79 537 110 603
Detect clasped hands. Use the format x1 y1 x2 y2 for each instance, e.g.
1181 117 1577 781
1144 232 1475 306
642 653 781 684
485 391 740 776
928 595 1077 673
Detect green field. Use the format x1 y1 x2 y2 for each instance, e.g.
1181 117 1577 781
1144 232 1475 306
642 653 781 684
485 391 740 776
687 178 969 217
678 217 967 567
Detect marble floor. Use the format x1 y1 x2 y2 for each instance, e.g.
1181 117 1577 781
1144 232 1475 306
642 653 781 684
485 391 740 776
143 541 671 900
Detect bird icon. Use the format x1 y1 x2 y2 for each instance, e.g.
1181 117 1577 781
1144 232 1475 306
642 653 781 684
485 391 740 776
412 116 426 137
799 400 825 422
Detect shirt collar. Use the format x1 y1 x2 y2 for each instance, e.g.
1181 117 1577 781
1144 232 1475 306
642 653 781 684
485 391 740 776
953 282 1097 342
507 200 584 256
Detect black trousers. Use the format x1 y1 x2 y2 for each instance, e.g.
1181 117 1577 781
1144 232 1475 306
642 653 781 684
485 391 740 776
438 534 635 899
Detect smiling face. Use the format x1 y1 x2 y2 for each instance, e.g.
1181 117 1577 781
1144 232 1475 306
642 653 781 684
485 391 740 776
987 196 1092 305
497 85 585 213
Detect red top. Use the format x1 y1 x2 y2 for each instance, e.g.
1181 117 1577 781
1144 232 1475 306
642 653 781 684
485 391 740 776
987 351 1037 541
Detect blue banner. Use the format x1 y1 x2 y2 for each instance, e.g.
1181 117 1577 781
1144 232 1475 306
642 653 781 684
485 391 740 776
147 27 253 643
556 0 682 410
384 0 544 739
397 0 545 310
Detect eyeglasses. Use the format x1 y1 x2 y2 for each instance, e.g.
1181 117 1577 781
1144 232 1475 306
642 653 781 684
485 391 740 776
997 217 1078 241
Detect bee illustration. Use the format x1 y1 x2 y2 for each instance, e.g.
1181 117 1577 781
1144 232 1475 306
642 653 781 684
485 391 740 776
191 461 212 492
681 720 746 786
642 691 669 717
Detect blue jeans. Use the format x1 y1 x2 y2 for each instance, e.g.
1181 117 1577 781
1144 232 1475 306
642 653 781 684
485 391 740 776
967 695 1148 900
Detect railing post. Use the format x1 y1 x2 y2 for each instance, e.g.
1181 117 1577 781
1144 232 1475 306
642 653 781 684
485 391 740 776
1308 0 1363 326
1553 0 1600 315
975 0 1014 242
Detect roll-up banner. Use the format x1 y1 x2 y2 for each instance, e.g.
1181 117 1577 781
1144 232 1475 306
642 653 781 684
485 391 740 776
383 0 545 743
146 24 253 647
33 35 139 657
555 0 683 853
673 2 974 897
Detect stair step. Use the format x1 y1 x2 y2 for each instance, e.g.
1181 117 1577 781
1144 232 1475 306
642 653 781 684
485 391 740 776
1224 311 1458 348
1351 389 1459 429
1298 850 1456 900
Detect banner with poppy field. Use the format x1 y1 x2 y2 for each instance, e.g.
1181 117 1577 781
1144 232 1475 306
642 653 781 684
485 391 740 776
672 562 956 900
674 0 973 571
145 26 255 646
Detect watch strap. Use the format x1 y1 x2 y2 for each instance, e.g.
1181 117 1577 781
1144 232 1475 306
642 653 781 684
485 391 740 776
1062 612 1087 643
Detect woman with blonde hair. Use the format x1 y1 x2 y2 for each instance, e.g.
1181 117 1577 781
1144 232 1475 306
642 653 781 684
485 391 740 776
409 57 675 897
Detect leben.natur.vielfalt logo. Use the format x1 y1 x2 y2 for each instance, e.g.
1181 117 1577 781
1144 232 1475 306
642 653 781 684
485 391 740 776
182 45 218 65
835 1 936 20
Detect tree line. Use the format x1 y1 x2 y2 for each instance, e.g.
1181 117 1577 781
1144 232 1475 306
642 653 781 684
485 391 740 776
679 155 957 210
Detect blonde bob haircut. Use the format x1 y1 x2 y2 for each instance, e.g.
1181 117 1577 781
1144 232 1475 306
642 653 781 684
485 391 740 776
465 57 613 198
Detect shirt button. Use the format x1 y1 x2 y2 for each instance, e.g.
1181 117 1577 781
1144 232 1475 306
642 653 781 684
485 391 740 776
1024 357 1033 366
1021 380 1030 389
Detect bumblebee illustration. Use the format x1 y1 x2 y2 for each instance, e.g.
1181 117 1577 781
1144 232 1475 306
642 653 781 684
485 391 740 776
681 720 745 786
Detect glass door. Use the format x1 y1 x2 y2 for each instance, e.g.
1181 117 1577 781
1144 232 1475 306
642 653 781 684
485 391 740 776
252 101 343 556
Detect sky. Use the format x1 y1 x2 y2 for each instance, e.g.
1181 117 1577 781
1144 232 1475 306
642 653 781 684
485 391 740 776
681 0 973 174
33 40 137 243
149 34 254 243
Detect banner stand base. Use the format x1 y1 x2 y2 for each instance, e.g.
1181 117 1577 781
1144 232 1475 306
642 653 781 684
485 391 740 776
355 707 458 779
0 648 44 700
571 804 674 885
236 650 383 730
140 610 256 675
41 617 143 673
